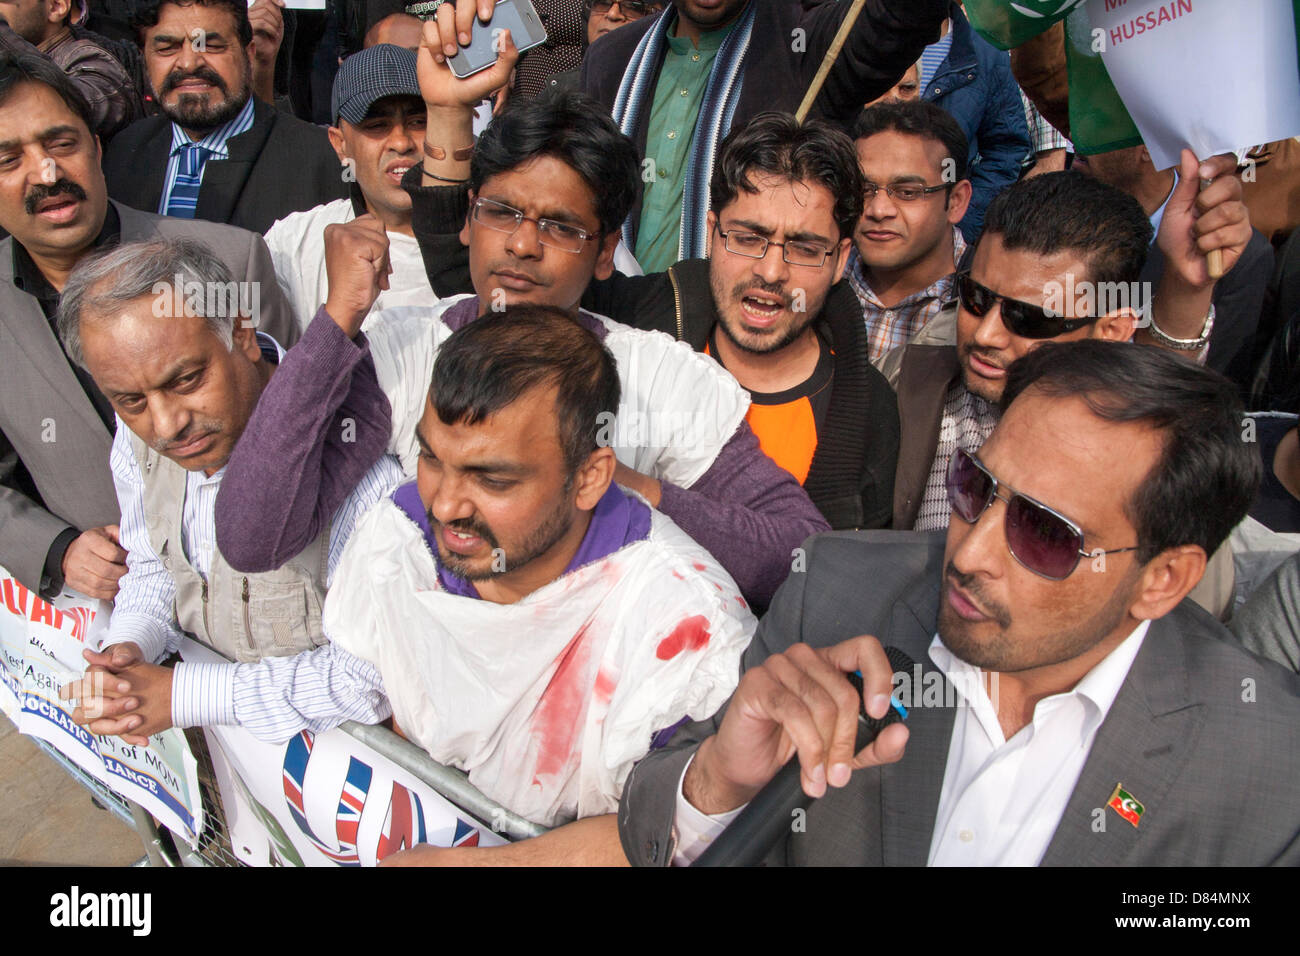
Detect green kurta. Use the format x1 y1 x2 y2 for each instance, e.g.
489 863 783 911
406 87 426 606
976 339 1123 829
634 23 736 273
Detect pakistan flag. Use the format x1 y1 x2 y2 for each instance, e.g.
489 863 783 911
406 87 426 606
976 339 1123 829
963 0 1300 155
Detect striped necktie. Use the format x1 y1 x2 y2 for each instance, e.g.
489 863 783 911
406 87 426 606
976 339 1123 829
165 142 212 219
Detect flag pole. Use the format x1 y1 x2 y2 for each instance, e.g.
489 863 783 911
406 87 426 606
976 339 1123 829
794 0 871 124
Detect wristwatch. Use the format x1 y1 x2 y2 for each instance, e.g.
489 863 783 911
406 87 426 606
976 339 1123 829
1146 305 1215 352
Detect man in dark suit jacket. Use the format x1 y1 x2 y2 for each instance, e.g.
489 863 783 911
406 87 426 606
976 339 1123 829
619 340 1300 866
101 0 347 234
0 51 297 600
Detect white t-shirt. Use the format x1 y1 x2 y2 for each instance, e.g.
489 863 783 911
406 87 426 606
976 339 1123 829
264 199 434 333
324 491 754 827
365 297 750 486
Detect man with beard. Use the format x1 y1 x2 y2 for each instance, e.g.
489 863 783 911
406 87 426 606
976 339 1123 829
210 39 831 611
102 0 347 233
67 303 753 858
618 340 1300 867
406 50 898 531
0 52 296 602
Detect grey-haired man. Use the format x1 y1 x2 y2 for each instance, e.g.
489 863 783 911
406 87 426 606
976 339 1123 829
55 237 401 745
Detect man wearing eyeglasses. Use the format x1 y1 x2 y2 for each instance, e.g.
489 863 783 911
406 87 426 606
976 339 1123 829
881 166 1253 534
403 79 899 531
844 100 973 367
618 339 1300 867
209 37 830 612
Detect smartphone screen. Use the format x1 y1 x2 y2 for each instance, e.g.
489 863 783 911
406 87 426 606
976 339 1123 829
448 0 549 79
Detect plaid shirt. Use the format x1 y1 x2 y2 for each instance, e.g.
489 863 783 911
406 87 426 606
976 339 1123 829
846 227 967 365
914 381 1000 532
1020 90 1071 158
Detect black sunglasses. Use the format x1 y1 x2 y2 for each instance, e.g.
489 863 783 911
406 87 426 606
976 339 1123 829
584 0 660 15
955 272 1095 340
945 448 1138 580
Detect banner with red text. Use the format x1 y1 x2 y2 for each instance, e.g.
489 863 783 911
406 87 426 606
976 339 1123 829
0 566 203 844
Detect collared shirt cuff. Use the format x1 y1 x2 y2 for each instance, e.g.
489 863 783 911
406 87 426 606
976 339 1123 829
170 661 236 730
104 613 174 664
670 753 747 866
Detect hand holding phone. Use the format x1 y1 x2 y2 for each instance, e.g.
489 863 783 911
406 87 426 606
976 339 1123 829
418 12 520 109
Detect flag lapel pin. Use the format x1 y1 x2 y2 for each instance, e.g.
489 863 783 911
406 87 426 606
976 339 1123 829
1107 783 1144 828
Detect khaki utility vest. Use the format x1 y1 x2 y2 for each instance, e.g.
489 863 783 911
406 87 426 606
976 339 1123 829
129 433 330 662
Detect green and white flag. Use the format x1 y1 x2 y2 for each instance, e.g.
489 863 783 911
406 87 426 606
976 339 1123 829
965 0 1300 160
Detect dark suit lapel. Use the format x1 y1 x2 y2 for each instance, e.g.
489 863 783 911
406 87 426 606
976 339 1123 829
1040 617 1203 865
195 100 274 226
133 121 173 215
877 578 955 865
892 345 960 529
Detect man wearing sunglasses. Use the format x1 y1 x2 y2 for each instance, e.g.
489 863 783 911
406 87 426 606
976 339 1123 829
619 339 1300 867
883 167 1253 534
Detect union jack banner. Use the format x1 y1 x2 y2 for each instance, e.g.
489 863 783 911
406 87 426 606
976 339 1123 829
282 730 373 865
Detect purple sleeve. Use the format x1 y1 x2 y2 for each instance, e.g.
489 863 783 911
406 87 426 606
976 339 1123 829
657 420 830 609
214 307 392 572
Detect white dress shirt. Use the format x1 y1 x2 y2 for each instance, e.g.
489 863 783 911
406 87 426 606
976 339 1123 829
671 622 1150 866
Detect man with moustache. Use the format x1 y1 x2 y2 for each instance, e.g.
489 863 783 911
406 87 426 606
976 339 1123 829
618 340 1300 867
0 52 296 603
102 0 347 233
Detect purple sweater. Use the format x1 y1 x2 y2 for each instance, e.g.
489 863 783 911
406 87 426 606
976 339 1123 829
213 307 829 608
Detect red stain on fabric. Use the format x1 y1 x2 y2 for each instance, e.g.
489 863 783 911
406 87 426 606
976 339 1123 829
671 570 684 580
593 668 617 704
655 615 712 660
692 562 706 571
735 595 747 609
531 623 595 780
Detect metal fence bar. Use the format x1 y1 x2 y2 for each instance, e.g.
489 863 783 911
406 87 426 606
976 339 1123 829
341 721 550 842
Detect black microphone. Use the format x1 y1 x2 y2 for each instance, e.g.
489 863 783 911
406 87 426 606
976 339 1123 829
691 646 914 867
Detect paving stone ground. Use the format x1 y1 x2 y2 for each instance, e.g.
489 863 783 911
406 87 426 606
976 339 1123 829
0 717 145 866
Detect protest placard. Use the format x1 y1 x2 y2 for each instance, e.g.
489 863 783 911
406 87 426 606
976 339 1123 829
0 566 203 845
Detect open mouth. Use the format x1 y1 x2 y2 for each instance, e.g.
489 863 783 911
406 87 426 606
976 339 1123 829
740 291 786 325
438 525 486 556
385 163 412 183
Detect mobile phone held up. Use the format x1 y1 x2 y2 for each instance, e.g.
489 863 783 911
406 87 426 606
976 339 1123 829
446 0 548 79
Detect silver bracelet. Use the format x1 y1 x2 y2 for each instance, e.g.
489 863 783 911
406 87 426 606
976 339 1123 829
406 0 446 20
1147 305 1215 351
